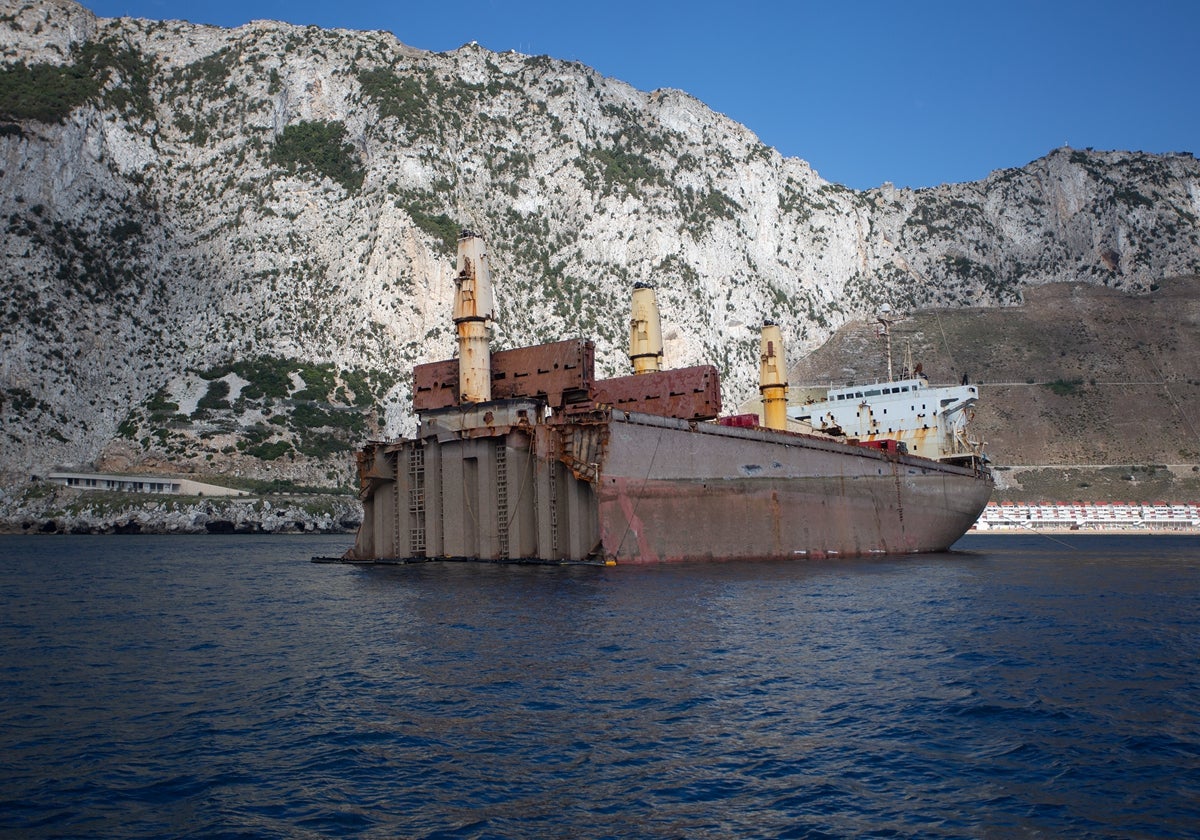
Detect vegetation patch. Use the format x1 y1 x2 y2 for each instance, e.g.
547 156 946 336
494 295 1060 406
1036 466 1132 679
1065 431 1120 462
271 120 364 192
403 205 461 254
245 440 293 460
581 144 664 197
1044 378 1084 396
293 363 338 402
121 355 394 488
6 211 151 301
231 357 293 400
147 388 179 415
358 67 425 123
2 386 49 415
0 39 153 123
0 57 102 122
196 379 231 412
680 186 742 235
169 46 239 96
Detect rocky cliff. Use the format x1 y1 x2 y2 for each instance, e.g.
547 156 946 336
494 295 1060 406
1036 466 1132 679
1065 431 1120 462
3 0 1199 492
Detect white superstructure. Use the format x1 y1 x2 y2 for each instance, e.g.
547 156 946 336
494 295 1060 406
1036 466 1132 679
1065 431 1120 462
786 306 985 466
787 376 984 465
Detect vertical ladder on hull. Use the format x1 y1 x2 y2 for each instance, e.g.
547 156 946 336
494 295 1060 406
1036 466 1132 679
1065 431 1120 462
391 455 401 560
408 445 426 557
548 461 559 558
495 443 509 560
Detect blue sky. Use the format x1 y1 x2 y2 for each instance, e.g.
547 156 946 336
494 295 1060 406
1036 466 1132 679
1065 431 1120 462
86 0 1197 190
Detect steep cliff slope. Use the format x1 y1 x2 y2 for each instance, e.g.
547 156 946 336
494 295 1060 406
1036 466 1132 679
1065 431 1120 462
2 0 1199 490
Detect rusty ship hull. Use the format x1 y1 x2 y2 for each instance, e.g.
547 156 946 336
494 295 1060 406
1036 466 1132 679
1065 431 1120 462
597 412 991 562
348 400 992 565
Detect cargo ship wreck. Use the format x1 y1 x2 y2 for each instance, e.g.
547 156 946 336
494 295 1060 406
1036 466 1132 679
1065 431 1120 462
338 231 992 565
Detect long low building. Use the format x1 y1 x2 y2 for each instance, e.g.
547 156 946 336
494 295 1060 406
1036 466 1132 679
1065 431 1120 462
46 472 248 498
976 501 1200 531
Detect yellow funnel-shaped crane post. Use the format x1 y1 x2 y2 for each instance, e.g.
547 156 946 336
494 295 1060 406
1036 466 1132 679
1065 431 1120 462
629 283 664 374
453 230 495 403
759 321 788 430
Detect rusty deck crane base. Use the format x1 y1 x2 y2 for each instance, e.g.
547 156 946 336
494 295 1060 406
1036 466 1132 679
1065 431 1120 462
414 338 720 421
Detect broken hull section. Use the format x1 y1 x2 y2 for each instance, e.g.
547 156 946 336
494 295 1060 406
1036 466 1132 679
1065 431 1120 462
348 404 993 564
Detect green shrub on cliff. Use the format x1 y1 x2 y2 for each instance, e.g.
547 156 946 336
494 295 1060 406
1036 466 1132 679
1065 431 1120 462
271 120 364 192
0 40 153 123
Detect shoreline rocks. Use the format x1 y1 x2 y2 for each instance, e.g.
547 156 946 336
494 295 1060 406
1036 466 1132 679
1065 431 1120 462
0 484 362 535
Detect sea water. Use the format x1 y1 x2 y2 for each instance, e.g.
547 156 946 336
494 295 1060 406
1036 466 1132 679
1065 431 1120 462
1 533 1197 838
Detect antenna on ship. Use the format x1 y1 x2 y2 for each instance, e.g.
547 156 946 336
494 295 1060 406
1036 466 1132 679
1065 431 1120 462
877 304 894 382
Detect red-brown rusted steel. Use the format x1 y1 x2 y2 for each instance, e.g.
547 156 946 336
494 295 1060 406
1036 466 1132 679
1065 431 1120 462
413 358 461 410
586 365 722 421
716 414 759 428
415 342 719 421
856 438 908 455
414 339 597 411
492 339 595 407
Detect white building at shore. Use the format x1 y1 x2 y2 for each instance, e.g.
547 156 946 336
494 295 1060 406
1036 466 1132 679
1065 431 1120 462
46 472 248 498
976 501 1200 531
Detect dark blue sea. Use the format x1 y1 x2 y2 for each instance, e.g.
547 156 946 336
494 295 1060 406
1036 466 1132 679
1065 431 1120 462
1 533 1197 839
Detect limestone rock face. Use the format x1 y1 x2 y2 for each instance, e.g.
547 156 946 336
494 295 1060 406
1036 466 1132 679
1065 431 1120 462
2 1 1199 488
